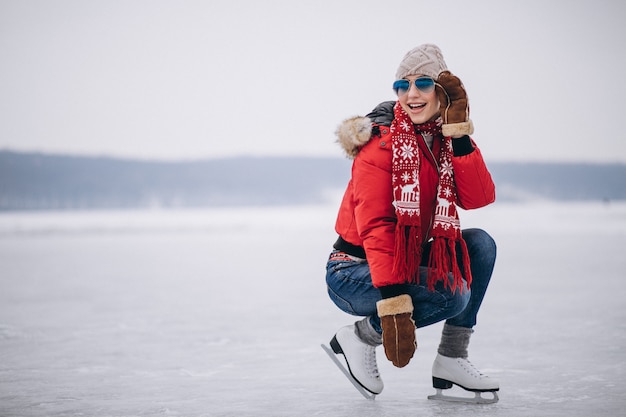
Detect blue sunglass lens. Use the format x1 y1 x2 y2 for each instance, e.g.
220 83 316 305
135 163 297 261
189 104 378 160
393 80 410 94
414 77 435 92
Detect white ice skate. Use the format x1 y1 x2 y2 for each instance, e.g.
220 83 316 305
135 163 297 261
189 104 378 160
427 353 499 404
321 324 383 400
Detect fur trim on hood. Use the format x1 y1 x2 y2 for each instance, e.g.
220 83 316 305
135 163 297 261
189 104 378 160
335 116 373 159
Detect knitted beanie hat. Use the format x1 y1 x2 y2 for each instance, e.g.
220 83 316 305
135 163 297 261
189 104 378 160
395 44 448 80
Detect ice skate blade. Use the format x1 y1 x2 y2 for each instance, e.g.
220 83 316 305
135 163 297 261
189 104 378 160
428 388 499 404
320 344 376 401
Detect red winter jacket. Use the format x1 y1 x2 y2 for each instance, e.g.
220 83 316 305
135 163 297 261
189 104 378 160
333 115 495 289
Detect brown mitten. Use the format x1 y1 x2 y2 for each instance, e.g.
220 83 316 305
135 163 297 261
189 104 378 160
436 71 474 137
376 294 417 368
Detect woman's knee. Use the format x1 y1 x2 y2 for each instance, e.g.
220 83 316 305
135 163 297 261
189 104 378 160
463 228 496 261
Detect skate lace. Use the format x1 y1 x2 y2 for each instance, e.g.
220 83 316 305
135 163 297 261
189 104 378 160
459 358 486 378
364 345 380 378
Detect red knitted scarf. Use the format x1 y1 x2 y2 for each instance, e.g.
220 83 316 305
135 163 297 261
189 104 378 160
390 102 471 292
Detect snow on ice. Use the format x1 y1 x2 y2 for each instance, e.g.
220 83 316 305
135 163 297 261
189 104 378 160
1 202 625 416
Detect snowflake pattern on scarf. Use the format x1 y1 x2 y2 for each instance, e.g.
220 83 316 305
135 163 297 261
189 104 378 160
432 137 461 232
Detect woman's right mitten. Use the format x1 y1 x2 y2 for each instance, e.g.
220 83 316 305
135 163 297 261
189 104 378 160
376 294 417 368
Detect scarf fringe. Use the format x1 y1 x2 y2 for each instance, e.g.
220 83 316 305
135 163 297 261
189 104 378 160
459 237 473 291
427 236 473 293
392 225 422 283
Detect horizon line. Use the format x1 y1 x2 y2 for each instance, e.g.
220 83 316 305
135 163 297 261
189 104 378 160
1 148 625 166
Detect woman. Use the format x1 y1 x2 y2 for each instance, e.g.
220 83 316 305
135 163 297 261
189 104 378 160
325 44 499 401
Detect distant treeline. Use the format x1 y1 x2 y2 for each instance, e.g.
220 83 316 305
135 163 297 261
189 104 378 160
1 150 624 210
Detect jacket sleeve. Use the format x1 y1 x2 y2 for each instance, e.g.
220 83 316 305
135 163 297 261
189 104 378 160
351 146 398 288
451 137 496 210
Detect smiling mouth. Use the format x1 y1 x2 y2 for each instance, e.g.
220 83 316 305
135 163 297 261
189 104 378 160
408 103 426 109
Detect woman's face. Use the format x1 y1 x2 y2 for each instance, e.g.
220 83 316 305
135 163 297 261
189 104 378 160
397 75 440 124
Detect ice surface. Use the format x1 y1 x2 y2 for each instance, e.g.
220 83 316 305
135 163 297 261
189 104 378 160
1 202 625 416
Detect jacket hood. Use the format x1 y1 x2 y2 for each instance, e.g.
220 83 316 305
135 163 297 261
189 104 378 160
335 116 373 159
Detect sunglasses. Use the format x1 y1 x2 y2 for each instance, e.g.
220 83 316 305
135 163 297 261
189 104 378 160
392 77 436 95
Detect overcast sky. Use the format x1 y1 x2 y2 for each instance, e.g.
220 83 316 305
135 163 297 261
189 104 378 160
1 0 625 163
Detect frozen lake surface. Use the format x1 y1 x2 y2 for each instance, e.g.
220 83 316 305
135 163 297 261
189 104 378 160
1 202 625 416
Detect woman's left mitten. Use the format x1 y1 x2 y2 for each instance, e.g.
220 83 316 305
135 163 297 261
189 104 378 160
436 70 474 137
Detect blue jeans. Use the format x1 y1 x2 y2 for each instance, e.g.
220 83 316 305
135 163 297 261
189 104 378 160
325 228 496 334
